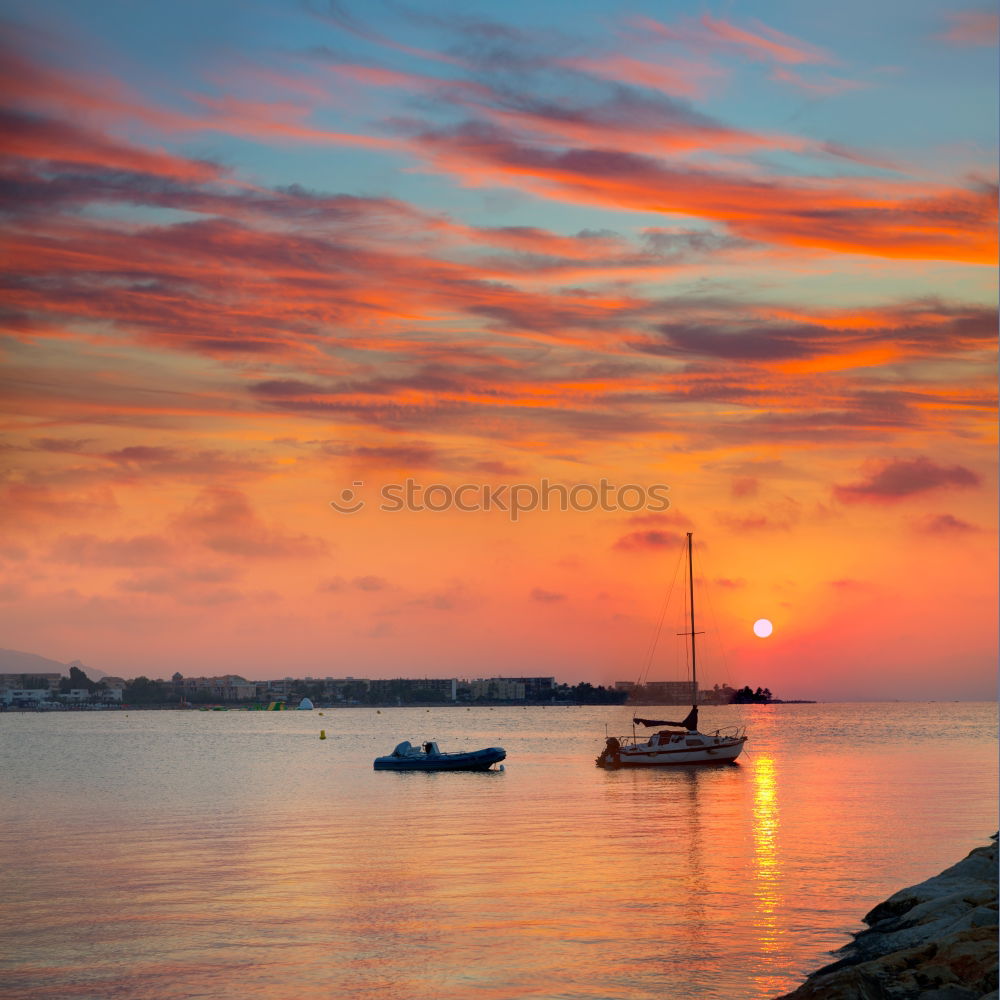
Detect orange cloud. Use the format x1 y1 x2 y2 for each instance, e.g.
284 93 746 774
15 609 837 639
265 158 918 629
407 122 997 263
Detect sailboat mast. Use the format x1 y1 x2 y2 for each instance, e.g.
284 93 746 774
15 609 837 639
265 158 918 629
687 532 697 692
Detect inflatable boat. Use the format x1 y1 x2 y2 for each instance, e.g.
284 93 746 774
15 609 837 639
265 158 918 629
373 740 506 771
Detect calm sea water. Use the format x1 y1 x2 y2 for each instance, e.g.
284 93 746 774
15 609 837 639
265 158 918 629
1 702 996 1000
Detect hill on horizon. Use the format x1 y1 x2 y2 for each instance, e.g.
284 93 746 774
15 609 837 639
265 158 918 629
0 648 107 679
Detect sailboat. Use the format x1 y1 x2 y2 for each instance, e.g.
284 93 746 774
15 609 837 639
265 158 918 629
596 532 747 767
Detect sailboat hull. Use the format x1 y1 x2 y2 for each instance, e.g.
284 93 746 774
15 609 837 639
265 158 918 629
596 733 746 768
613 739 745 766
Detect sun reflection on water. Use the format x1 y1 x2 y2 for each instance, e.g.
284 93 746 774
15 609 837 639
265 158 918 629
751 753 787 992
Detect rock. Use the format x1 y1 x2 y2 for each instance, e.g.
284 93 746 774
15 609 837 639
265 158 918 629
775 837 998 1000
866 843 999 929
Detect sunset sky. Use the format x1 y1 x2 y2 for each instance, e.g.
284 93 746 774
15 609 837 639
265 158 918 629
2 0 996 700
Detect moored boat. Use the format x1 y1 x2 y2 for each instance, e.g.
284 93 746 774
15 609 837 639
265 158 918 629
596 532 748 768
374 740 506 771
597 706 746 767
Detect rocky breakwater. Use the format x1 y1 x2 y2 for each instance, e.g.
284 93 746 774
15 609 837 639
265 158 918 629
777 835 998 1000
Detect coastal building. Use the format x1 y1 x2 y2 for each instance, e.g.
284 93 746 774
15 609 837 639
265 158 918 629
495 677 555 701
101 678 126 701
0 672 62 693
1 688 54 706
466 678 526 701
368 677 458 702
262 677 296 697
63 688 94 702
630 681 698 705
322 677 370 703
177 675 257 702
700 684 739 705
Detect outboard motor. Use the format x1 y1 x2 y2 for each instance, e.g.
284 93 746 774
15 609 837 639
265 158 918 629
596 736 621 768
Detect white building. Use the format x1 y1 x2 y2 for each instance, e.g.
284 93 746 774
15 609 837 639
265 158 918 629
1 688 53 706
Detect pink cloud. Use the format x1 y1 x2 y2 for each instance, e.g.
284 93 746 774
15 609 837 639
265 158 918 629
0 484 119 524
350 444 440 468
3 108 222 181
632 14 834 65
716 513 792 531
530 587 565 602
834 458 981 503
564 55 716 99
31 438 93 453
173 488 328 559
700 14 835 64
613 530 683 551
50 533 172 567
937 10 999 45
916 513 981 534
769 67 866 96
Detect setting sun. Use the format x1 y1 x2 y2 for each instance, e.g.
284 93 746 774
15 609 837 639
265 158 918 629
754 619 774 638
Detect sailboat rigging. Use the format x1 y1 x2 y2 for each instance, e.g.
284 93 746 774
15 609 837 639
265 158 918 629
596 532 747 767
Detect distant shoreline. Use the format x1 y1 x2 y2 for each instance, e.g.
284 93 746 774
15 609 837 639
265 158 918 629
2 700 822 712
